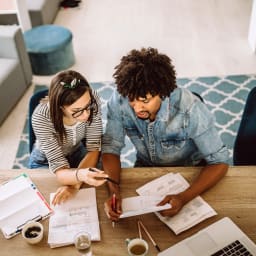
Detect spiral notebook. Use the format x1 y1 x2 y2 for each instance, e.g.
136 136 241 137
0 173 52 239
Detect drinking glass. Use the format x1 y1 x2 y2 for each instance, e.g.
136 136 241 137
74 231 92 256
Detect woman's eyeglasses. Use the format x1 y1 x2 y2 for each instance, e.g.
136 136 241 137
72 99 96 118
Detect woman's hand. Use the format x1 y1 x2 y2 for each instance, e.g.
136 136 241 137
77 168 109 186
52 185 79 206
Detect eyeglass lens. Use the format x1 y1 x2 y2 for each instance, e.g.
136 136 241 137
72 100 95 118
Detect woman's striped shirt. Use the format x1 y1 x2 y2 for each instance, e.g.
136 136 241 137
31 90 102 172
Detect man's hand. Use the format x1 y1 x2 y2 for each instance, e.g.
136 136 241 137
52 185 79 206
104 194 122 222
157 194 185 217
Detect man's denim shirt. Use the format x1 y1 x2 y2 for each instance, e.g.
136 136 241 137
102 88 229 166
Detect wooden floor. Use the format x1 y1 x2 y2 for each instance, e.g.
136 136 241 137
0 0 255 168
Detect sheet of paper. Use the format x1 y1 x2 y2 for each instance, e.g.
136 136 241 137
136 172 217 234
120 196 170 218
0 175 30 201
48 187 100 248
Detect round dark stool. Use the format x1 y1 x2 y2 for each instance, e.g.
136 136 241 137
24 25 75 75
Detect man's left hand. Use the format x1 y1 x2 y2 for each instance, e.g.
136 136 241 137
157 194 185 217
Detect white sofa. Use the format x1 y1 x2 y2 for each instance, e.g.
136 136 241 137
0 0 61 27
0 25 32 124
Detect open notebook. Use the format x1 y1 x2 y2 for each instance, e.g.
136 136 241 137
0 173 52 239
158 217 256 256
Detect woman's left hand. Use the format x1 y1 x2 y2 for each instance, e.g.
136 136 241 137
52 185 79 206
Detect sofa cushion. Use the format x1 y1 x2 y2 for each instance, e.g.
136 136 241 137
0 58 19 83
0 58 27 124
0 25 32 85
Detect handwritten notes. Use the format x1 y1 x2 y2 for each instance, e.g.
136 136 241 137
48 188 100 248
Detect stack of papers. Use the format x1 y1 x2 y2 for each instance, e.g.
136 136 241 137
0 173 52 239
48 188 100 248
136 173 217 234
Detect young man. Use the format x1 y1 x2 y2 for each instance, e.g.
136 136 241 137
102 47 229 221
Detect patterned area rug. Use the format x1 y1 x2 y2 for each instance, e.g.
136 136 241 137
13 74 256 169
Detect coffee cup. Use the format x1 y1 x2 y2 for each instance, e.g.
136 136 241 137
21 221 44 244
126 238 149 256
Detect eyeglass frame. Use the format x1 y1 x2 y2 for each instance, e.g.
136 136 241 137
71 96 97 118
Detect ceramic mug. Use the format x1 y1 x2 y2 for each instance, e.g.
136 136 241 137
21 221 44 244
126 238 149 256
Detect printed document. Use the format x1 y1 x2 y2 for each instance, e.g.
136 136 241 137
48 187 100 248
120 196 170 218
136 173 217 234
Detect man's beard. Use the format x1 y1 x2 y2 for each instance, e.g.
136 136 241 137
136 111 150 120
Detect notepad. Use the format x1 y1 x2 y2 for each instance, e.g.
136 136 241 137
48 187 101 248
0 173 52 239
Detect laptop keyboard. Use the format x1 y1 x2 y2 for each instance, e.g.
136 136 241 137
211 240 253 256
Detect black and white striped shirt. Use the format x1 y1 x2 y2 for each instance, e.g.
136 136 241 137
32 90 102 172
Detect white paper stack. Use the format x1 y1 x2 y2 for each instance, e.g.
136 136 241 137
136 172 217 234
48 187 100 248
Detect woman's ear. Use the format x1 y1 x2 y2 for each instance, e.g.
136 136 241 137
60 106 66 114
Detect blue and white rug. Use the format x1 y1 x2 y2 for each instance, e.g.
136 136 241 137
13 74 256 168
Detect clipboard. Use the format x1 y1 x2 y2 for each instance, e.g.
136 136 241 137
0 173 53 239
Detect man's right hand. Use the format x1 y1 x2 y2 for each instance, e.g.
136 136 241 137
104 194 122 222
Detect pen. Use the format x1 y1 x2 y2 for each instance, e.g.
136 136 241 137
111 193 117 228
8 215 43 238
138 220 161 252
88 168 119 185
137 220 142 239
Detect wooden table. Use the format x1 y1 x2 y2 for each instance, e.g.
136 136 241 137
0 166 255 255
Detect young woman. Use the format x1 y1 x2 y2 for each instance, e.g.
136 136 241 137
29 70 108 204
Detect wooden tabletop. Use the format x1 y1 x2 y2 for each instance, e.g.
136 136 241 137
0 166 255 256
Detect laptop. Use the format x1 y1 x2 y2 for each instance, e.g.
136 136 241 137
158 217 256 256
